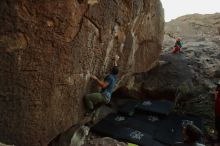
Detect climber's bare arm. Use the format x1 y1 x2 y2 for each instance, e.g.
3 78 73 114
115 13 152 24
90 75 109 88
114 55 120 66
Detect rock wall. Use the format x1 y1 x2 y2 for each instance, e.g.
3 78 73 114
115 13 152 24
0 0 164 145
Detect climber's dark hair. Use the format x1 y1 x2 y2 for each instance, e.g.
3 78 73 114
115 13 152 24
111 66 119 75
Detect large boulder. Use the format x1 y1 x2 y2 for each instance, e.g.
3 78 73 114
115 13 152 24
0 0 164 145
141 53 193 101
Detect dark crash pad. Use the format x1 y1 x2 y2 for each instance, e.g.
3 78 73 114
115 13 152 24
118 100 140 116
91 118 125 139
136 99 174 116
119 128 165 146
153 114 204 145
92 117 165 146
92 100 203 146
103 113 159 135
132 112 162 123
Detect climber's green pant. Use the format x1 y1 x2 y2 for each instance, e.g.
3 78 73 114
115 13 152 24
85 93 109 110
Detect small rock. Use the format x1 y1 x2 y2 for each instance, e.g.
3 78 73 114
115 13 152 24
0 143 14 146
88 0 98 5
70 125 90 146
47 20 54 27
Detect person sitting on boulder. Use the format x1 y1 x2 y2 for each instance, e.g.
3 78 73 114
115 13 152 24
172 37 183 53
173 123 205 146
214 81 220 144
84 55 120 112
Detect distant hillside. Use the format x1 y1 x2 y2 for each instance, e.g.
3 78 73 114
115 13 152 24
164 13 220 48
165 13 220 39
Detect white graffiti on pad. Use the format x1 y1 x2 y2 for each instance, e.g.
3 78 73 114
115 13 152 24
148 116 159 122
130 130 144 140
142 101 152 106
115 116 125 122
182 120 194 128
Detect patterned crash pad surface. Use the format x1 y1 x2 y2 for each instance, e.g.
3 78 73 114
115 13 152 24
118 99 174 116
136 100 174 115
154 114 203 145
92 100 203 146
92 117 165 146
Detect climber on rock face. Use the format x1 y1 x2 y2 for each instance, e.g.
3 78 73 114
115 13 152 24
172 37 183 53
84 55 120 113
214 81 220 144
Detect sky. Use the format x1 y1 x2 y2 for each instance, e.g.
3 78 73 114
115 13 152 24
160 0 220 22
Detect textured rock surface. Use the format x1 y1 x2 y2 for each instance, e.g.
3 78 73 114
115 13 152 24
0 0 164 145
